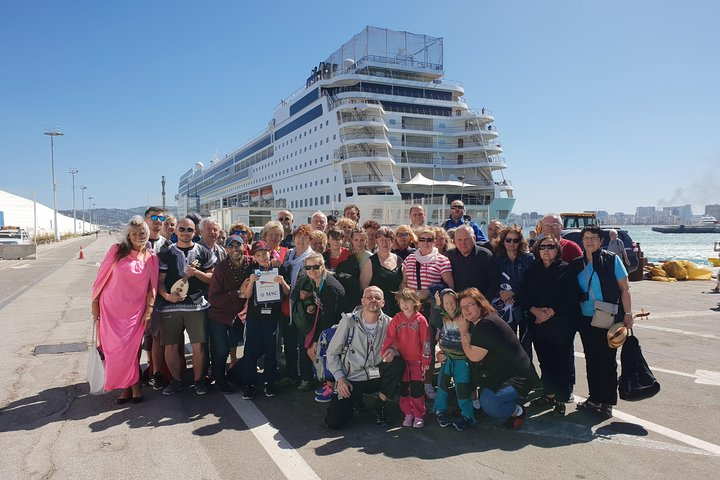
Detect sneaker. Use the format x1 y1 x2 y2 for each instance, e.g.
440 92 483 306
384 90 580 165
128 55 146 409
553 401 566 416
375 401 390 427
315 384 328 395
162 378 183 396
297 380 313 392
264 383 277 397
503 407 526 430
436 412 452 428
314 385 334 403
150 372 167 391
413 417 425 428
402 414 414 427
242 385 256 400
194 380 208 395
453 416 476 431
424 383 436 400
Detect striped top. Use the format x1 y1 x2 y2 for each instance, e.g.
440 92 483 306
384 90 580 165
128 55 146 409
403 253 452 290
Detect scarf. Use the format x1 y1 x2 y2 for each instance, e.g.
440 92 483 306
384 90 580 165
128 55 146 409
415 246 439 265
286 247 312 285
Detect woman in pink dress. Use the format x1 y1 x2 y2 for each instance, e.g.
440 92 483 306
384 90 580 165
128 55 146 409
92 215 158 404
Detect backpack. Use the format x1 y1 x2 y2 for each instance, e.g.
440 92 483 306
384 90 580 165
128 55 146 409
313 322 355 382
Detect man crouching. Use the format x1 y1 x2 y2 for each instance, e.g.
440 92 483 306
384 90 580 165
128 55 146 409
325 286 403 429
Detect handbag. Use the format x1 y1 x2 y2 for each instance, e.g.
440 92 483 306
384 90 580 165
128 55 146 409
619 329 660 401
586 268 618 329
87 321 106 395
592 300 618 329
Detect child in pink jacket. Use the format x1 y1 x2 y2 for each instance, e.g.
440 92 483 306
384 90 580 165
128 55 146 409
381 288 431 427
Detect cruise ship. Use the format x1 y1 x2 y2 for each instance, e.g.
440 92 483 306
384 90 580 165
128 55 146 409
176 26 515 228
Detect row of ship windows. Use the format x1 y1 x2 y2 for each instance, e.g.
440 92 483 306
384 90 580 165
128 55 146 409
290 193 342 209
277 120 330 148
249 156 332 186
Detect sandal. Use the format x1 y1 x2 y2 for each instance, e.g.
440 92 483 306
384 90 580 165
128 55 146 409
115 388 132 405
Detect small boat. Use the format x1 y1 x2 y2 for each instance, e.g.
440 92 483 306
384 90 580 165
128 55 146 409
708 257 719 267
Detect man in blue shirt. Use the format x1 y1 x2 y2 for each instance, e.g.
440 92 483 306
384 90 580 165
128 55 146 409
442 200 488 243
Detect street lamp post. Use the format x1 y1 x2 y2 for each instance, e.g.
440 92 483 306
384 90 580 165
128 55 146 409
88 196 94 228
44 127 64 241
80 186 87 234
69 168 78 234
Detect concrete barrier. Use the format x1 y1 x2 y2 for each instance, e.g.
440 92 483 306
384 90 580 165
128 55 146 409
0 244 37 259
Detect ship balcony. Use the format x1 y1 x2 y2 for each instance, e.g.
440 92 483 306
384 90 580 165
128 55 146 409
330 97 385 113
343 174 396 185
390 139 503 155
455 109 495 124
394 155 507 169
335 150 396 165
387 124 499 140
338 115 387 129
340 133 391 148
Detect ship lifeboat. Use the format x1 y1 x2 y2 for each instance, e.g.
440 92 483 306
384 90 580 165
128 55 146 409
250 191 260 203
261 187 274 201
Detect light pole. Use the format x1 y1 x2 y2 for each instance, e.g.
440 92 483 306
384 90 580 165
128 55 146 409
80 186 87 234
69 168 78 234
88 196 94 228
44 127 64 241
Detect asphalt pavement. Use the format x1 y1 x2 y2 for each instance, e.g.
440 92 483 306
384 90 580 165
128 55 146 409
1 233 719 479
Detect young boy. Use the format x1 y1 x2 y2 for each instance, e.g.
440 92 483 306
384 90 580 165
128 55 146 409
430 288 476 431
381 288 431 428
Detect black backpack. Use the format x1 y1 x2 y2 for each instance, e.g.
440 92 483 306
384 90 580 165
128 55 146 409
618 330 660 401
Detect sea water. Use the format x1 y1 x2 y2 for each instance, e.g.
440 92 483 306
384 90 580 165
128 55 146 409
623 226 719 266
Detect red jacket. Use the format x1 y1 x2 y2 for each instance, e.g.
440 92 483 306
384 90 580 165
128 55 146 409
381 310 431 368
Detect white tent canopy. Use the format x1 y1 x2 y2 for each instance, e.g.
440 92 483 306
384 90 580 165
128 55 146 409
401 172 476 188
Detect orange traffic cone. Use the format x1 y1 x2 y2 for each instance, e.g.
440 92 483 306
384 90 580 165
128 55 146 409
79 247 85 260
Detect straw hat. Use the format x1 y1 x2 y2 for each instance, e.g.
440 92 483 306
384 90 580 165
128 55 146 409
608 322 628 349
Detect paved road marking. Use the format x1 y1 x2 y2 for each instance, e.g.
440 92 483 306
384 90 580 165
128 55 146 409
574 352 720 386
9 263 31 269
574 395 720 456
224 394 321 480
634 323 720 340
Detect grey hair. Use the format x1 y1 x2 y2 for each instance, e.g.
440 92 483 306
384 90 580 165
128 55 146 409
455 224 475 239
199 217 220 231
311 210 327 221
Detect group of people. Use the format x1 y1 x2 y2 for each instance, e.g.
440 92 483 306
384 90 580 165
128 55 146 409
91 202 634 431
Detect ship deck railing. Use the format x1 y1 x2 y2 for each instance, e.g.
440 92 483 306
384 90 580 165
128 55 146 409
393 139 501 149
343 174 396 184
394 155 507 167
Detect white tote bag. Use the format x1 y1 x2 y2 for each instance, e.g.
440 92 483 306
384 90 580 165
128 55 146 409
87 321 106 395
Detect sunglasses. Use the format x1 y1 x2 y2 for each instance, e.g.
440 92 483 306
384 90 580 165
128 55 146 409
418 237 435 243
279 217 291 221
451 205 464 209
233 229 248 235
504 237 521 244
148 215 166 222
397 232 410 238
538 244 557 250
178 227 194 233
304 264 322 271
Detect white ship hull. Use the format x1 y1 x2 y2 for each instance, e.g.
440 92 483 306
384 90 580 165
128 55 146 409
177 26 515 229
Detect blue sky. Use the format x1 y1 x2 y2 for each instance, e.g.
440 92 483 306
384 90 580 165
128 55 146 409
1 0 718 215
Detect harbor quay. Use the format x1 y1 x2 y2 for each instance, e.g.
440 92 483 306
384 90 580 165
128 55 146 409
0 234 719 480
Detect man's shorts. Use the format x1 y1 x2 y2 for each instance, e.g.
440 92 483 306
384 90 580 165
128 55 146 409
160 310 207 345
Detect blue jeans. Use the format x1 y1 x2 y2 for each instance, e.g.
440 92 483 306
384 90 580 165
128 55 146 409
479 385 520 420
